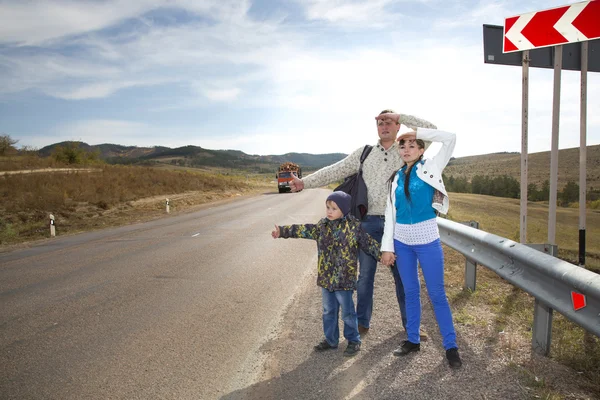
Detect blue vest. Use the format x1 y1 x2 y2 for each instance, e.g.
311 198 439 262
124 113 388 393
395 162 436 224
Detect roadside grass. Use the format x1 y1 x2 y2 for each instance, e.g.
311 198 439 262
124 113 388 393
445 192 600 399
0 153 70 171
0 164 273 246
446 193 600 272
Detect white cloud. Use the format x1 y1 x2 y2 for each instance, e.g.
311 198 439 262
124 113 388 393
0 0 150 45
0 0 253 45
302 0 399 24
52 119 152 143
201 87 242 102
1 0 598 158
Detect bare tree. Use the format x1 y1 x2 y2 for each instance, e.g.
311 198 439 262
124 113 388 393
0 134 18 156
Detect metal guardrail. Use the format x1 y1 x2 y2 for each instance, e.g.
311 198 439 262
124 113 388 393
437 217 600 355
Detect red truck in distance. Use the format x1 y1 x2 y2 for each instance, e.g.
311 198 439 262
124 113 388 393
276 162 302 193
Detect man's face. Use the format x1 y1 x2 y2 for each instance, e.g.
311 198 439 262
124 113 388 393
377 117 400 142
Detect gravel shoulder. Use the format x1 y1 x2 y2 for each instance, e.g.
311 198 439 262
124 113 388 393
223 260 598 400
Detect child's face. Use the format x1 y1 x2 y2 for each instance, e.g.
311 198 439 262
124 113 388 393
326 200 344 220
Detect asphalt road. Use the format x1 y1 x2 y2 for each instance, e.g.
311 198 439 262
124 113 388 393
0 189 331 399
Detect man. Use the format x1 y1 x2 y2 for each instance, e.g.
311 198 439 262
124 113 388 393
290 110 434 335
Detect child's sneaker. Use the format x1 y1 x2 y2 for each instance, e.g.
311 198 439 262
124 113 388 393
343 341 361 357
314 340 337 352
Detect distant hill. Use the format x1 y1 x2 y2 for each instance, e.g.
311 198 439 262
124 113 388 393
38 141 600 189
38 142 347 171
444 145 600 190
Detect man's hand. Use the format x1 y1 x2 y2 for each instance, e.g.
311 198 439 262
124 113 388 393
381 251 396 266
375 113 401 123
271 224 281 239
289 175 304 192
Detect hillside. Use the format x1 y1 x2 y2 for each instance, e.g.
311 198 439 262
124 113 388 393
444 145 600 190
36 142 600 189
38 142 347 171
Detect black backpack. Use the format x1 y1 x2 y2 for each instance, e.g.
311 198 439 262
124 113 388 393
333 145 373 220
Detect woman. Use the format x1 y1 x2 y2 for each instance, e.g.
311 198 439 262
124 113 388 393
379 116 462 369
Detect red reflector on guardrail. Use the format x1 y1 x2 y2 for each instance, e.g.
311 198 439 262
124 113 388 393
571 291 587 311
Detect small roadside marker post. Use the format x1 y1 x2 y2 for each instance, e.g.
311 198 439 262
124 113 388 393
49 214 56 237
166 198 170 214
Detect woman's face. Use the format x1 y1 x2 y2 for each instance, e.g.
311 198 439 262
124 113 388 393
398 139 424 164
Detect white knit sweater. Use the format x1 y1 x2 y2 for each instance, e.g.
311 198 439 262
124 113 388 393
303 140 402 216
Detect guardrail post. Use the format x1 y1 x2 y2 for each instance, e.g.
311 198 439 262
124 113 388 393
462 221 479 291
533 299 553 356
527 243 558 355
49 214 56 237
166 198 170 214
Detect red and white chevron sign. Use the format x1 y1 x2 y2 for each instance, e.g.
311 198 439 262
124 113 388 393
504 0 600 53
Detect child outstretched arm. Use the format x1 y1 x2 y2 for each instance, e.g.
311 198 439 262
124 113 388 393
271 223 318 241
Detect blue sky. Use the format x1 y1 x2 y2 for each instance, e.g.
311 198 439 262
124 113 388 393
0 0 598 157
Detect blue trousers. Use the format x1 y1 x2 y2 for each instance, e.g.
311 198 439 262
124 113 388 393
321 288 360 345
394 238 457 350
357 215 407 329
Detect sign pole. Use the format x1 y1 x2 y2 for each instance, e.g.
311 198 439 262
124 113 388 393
520 50 530 244
548 45 562 245
579 41 588 266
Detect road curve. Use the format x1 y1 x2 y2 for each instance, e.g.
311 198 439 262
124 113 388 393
0 189 330 399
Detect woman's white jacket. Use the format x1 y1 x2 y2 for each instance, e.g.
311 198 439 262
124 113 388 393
381 128 456 253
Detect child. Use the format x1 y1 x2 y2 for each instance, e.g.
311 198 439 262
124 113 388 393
271 191 382 356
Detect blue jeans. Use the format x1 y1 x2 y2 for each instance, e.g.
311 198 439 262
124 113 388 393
357 215 407 329
394 238 457 350
321 288 360 345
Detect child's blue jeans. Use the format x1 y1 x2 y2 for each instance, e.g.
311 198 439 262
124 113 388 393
321 288 360 346
394 238 457 350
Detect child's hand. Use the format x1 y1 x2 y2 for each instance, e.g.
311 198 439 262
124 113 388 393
381 251 396 266
271 224 280 239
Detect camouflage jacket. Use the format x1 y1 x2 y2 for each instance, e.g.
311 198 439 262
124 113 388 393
278 215 381 291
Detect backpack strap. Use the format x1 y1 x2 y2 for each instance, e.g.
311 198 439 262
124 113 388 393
358 145 373 173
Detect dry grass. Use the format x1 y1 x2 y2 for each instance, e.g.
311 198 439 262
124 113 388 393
444 192 600 399
0 153 68 171
447 192 600 272
0 164 273 246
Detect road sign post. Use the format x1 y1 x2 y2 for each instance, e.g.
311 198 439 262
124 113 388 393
548 45 562 245
49 214 56 237
484 1 599 263
580 41 588 266
520 50 529 244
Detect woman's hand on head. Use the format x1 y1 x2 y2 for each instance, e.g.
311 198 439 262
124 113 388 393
397 132 416 142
